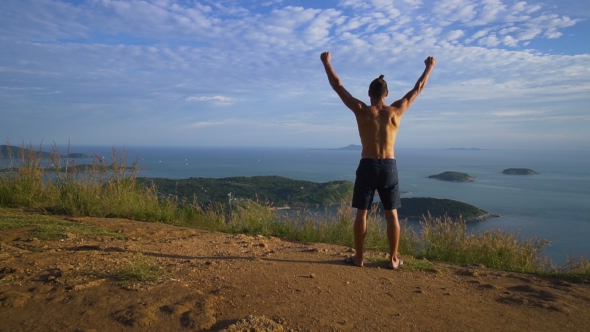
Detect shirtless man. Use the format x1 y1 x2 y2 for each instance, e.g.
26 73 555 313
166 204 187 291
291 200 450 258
320 51 436 269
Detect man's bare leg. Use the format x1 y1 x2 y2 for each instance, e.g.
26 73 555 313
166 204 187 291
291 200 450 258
384 209 402 268
351 208 368 266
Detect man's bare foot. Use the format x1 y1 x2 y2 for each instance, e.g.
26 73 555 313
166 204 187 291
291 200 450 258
389 257 404 270
344 256 364 267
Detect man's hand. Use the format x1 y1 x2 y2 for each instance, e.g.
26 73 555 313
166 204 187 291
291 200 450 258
321 51 331 64
425 56 436 69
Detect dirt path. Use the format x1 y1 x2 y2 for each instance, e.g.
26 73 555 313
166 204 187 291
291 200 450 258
1 214 589 331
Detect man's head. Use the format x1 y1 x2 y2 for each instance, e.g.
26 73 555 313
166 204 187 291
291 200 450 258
368 74 388 99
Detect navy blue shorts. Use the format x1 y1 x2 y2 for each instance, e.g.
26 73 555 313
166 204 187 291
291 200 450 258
352 158 401 211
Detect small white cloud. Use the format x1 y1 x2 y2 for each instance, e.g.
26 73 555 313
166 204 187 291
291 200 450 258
446 29 464 41
261 0 284 7
516 28 542 41
502 35 518 46
186 96 235 103
478 34 500 47
491 110 545 117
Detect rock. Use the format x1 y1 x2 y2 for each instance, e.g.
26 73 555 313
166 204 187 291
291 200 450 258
161 292 217 330
0 291 32 307
114 304 158 327
70 279 106 291
0 253 12 261
220 315 284 332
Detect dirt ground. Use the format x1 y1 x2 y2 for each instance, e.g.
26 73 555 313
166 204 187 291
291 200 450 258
1 213 590 331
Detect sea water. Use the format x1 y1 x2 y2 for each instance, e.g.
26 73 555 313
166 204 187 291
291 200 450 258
67 146 590 263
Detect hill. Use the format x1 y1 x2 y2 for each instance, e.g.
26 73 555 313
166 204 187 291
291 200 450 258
427 171 475 182
0 145 91 159
502 168 538 175
139 176 354 206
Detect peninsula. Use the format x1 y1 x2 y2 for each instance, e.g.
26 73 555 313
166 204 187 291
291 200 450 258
446 148 501 151
502 168 538 175
427 171 475 182
0 145 91 159
308 144 362 151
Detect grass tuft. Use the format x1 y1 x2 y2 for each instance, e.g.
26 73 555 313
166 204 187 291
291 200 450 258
113 254 165 283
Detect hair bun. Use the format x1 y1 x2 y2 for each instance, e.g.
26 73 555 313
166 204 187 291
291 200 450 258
379 75 385 80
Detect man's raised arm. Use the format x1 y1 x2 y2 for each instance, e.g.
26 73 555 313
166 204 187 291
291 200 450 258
320 52 365 113
392 56 436 114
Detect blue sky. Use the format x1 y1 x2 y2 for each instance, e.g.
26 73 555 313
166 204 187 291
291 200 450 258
1 0 589 149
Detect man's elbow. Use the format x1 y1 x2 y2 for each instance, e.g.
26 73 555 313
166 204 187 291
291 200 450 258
330 80 343 90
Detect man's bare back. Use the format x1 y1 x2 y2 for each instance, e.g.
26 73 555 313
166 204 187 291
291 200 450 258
320 51 435 269
355 104 401 159
320 52 435 159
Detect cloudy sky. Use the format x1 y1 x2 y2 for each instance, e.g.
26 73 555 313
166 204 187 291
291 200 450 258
1 0 589 149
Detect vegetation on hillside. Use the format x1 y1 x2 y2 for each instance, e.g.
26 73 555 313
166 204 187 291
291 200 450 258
427 171 475 182
139 176 353 206
0 142 588 281
502 168 538 175
1 144 91 159
398 197 495 221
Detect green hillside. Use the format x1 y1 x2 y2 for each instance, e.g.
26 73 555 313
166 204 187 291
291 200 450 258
502 168 538 175
398 197 495 221
139 175 354 207
0 145 91 159
427 171 475 182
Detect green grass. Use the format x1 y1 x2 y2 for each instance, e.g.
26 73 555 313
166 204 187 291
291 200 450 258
113 254 166 282
0 211 125 241
1 142 589 281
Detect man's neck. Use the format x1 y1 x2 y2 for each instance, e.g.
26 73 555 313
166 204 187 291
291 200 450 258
370 97 386 107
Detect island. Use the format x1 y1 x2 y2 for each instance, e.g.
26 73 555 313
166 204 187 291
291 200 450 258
397 197 499 222
138 176 354 207
427 171 475 182
502 168 538 175
308 144 362 151
0 145 91 159
446 148 501 151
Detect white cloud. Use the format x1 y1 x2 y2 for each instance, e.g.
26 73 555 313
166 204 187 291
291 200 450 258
478 34 500 46
502 35 518 46
433 0 477 24
516 28 542 40
186 96 234 103
446 29 465 41
491 110 545 117
469 0 506 26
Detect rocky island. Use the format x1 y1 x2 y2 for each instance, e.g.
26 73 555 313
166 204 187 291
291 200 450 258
427 171 475 182
397 197 499 222
502 168 538 175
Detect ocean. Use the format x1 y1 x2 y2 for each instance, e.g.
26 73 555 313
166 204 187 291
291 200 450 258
67 145 590 264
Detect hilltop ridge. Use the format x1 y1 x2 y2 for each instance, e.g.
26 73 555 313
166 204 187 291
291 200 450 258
0 145 91 159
